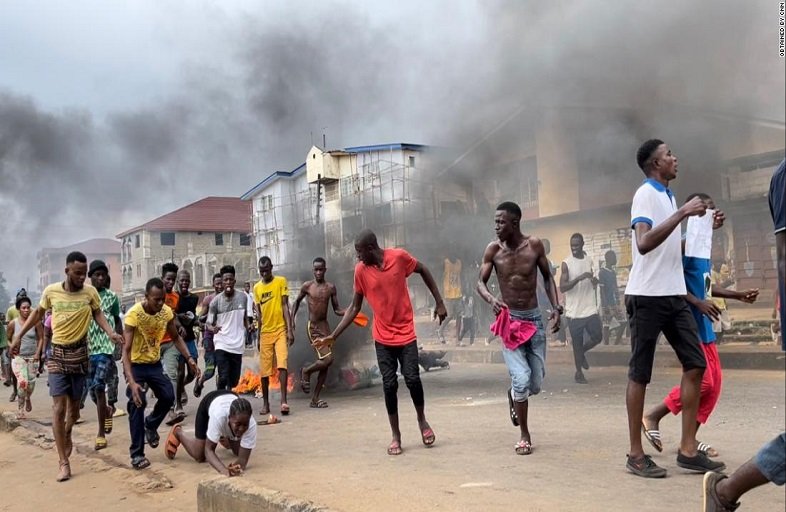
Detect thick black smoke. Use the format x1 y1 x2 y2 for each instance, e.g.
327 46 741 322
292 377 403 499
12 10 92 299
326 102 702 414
0 0 782 292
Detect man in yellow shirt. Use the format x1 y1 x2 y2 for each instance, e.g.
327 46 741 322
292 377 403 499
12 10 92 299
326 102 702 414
438 257 462 345
254 256 294 416
10 252 122 482
122 277 199 470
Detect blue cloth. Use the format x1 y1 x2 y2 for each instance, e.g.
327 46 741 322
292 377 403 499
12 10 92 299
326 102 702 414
503 308 546 402
770 159 785 350
683 255 715 344
755 432 785 486
87 353 114 402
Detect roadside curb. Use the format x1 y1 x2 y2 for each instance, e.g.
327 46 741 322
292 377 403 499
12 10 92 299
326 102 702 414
198 477 341 512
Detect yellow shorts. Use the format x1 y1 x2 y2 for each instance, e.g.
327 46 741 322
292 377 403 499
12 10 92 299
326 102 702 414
259 329 288 377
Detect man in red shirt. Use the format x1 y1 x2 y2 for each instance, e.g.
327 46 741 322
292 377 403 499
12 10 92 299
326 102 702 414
315 229 447 455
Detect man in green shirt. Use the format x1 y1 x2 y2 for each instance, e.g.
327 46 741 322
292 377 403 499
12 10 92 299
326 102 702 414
85 260 123 451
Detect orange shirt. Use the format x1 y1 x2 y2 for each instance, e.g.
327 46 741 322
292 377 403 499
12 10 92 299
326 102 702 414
160 292 180 343
353 248 418 346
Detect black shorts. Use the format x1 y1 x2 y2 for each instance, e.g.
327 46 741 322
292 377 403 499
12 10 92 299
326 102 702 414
194 389 237 440
625 295 706 384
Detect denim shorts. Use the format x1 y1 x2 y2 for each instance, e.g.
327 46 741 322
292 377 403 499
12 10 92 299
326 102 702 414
755 432 785 486
502 308 547 402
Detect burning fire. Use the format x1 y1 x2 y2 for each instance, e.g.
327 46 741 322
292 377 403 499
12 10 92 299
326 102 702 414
232 369 295 395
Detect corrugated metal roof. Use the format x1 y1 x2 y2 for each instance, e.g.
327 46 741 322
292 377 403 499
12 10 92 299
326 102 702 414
116 197 251 238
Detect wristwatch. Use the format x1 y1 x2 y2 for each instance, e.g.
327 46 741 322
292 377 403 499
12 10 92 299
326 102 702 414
555 305 564 315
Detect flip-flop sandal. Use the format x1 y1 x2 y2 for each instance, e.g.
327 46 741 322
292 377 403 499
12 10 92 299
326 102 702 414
641 422 663 452
165 411 186 426
387 440 403 456
301 368 311 394
104 416 113 435
698 441 719 458
309 400 329 408
95 436 107 451
164 425 181 459
257 414 281 426
280 404 290 416
507 387 519 427
421 427 436 447
131 456 151 470
515 440 533 455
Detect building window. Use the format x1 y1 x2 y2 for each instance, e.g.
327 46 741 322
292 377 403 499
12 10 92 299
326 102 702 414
240 233 251 246
136 264 141 278
160 232 175 246
260 194 274 212
135 234 140 248
264 231 278 248
325 182 339 202
408 156 415 168
215 233 224 246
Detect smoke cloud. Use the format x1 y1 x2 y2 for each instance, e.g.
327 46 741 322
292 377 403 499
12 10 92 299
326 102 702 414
0 0 782 292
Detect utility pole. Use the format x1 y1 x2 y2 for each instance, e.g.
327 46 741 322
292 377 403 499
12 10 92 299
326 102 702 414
315 173 322 225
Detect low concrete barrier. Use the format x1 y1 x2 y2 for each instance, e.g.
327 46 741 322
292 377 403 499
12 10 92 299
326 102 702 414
198 477 340 512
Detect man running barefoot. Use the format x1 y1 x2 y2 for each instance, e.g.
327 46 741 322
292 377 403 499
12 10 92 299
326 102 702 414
123 278 200 470
164 389 256 476
477 202 561 456
292 257 345 409
314 229 447 455
11 251 122 481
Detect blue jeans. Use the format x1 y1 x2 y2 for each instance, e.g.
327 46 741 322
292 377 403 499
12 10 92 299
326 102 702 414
502 308 546 402
127 363 175 459
755 432 786 486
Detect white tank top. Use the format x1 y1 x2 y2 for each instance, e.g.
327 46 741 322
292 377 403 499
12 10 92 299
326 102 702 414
563 254 598 319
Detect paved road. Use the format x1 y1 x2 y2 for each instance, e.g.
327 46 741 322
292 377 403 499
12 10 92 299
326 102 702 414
1 360 784 512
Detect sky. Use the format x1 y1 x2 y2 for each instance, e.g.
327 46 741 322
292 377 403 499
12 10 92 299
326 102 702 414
0 0 783 290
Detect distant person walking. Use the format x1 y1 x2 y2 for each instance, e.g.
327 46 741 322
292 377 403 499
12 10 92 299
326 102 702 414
560 232 603 384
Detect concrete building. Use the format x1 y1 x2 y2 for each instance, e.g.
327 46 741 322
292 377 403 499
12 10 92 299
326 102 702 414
38 238 122 294
441 107 785 312
241 143 445 299
116 197 254 302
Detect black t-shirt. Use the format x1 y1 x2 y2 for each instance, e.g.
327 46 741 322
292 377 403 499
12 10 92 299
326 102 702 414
177 293 200 341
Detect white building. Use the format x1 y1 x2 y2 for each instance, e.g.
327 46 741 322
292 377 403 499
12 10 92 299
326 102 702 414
241 143 437 279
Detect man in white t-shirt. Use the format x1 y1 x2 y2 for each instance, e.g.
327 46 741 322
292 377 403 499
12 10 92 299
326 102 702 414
560 233 603 384
623 139 725 479
164 389 256 476
207 265 251 391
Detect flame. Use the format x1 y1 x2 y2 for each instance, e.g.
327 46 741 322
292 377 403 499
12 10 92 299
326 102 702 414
232 369 295 394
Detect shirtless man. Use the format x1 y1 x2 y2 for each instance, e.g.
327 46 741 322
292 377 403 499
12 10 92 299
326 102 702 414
477 201 561 455
292 257 345 408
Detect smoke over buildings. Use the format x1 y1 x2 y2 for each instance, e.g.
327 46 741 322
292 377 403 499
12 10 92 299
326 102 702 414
0 0 782 290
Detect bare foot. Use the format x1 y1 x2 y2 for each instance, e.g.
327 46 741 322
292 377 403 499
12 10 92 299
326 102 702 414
259 403 270 415
56 461 71 482
26 398 32 412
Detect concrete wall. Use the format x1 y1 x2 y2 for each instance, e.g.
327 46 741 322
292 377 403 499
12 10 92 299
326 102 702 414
198 477 339 512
